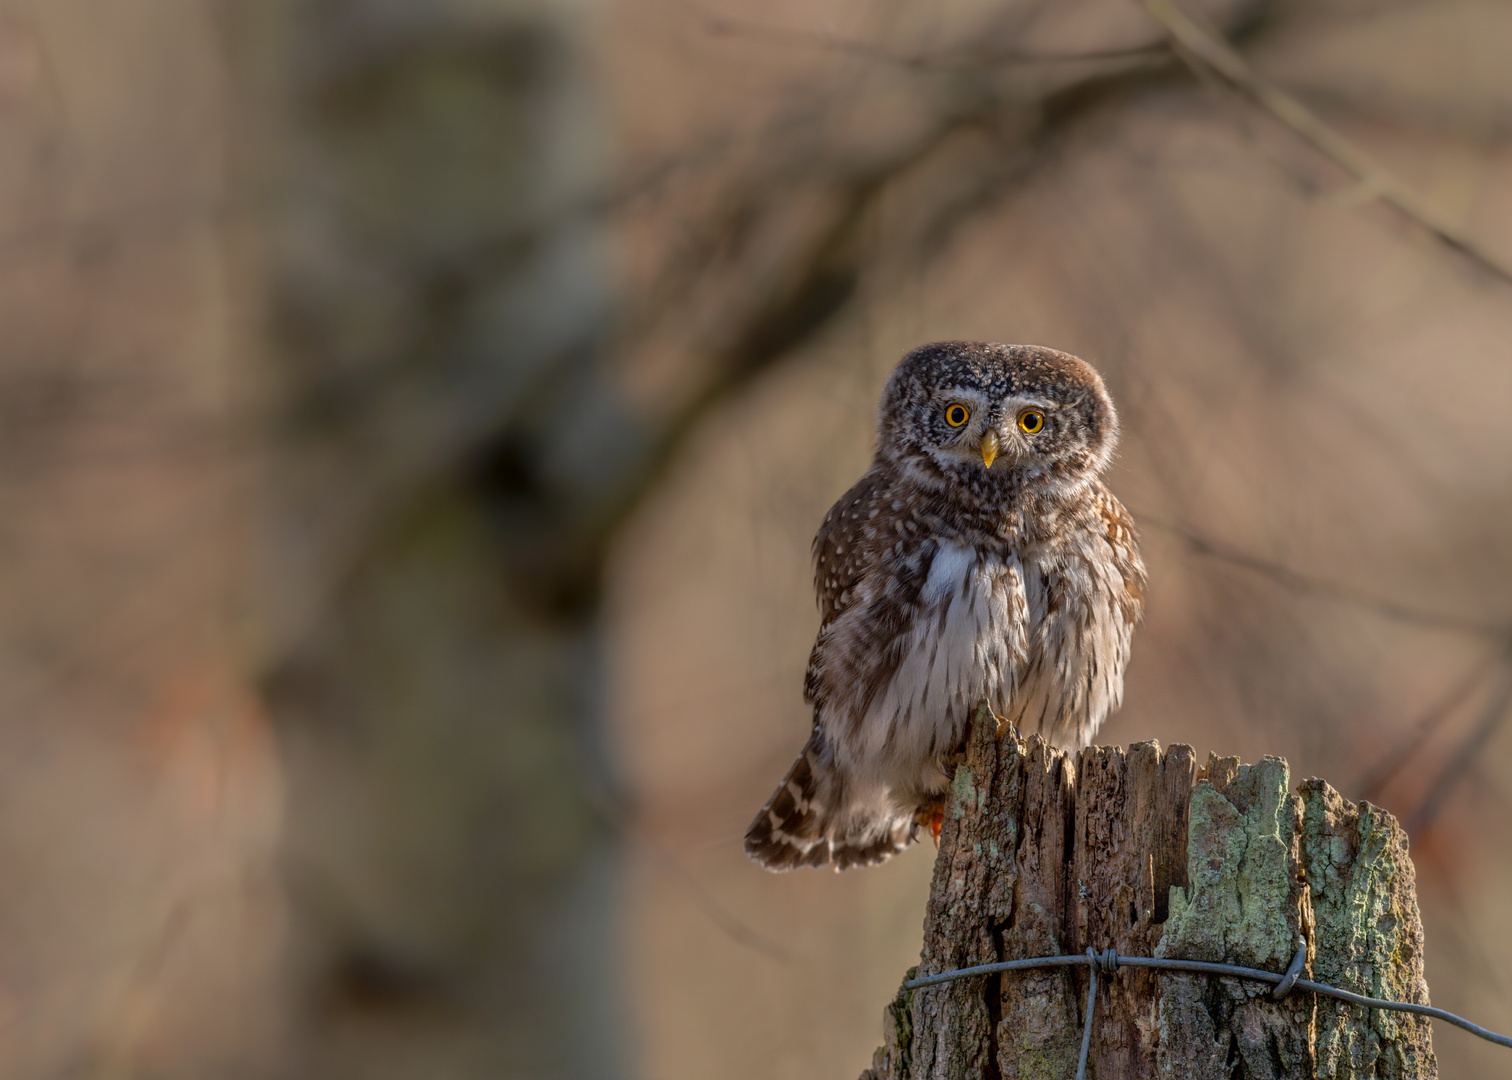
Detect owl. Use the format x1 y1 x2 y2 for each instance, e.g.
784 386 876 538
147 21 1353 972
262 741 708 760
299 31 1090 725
745 342 1145 872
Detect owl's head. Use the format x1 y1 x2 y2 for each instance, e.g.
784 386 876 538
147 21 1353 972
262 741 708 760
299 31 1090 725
876 342 1119 494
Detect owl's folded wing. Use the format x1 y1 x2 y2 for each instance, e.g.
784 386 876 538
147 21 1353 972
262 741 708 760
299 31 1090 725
810 466 894 626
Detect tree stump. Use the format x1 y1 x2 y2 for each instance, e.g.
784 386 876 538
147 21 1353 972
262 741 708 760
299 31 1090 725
861 709 1436 1080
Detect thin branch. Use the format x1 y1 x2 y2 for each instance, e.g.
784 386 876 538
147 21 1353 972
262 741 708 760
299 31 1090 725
1143 0 1512 285
1407 657 1512 833
1137 512 1510 637
622 827 792 962
586 790 791 961
471 2 1271 612
1352 648 1504 802
704 14 1170 72
588 42 1226 558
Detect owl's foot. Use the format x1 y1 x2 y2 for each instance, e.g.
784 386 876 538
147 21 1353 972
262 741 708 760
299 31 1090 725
914 800 947 847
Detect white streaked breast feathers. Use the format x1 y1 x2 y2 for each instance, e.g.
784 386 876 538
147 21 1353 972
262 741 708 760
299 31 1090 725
841 541 1027 790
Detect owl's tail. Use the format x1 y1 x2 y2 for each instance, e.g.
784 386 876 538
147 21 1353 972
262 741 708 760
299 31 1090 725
744 729 915 872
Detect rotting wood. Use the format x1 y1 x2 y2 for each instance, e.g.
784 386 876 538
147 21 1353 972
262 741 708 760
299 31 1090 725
861 707 1435 1080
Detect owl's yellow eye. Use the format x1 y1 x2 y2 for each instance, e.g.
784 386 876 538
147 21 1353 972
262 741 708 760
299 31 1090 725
944 405 970 428
1018 410 1045 434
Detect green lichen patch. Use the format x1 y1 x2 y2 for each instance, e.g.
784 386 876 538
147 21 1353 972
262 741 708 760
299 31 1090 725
1154 759 1311 1079
1156 781 1246 962
950 760 983 821
1301 781 1434 1080
1156 760 1299 969
862 969 917 1080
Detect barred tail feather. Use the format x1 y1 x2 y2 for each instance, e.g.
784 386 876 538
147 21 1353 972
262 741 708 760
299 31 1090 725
744 731 914 872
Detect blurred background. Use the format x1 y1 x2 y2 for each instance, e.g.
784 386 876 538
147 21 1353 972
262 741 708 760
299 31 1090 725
1 0 1510 1077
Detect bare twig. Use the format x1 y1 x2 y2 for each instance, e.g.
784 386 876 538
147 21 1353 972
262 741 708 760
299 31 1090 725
590 36 1217 556
1138 512 1510 637
1407 658 1512 833
623 828 792 961
587 791 791 961
705 14 1169 72
1143 0 1512 285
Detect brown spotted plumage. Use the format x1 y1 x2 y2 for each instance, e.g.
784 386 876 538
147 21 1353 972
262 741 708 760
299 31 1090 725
745 342 1145 871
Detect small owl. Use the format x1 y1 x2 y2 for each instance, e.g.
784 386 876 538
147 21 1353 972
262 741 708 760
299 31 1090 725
745 342 1145 871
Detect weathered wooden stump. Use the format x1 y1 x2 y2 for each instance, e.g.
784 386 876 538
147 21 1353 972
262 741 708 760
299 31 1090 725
862 710 1435 1080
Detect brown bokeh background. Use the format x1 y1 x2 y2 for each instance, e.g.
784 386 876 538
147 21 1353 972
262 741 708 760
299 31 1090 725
2 0 1510 1077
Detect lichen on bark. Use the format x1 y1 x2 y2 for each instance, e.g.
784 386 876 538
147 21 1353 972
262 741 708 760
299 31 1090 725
1301 781 1434 1079
1154 757 1311 1080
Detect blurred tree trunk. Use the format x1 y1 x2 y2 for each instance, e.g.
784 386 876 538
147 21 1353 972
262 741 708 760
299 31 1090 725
237 2 629 1076
863 713 1435 1079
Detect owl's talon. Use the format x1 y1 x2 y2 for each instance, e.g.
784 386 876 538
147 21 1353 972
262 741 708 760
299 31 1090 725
907 792 943 847
914 802 946 847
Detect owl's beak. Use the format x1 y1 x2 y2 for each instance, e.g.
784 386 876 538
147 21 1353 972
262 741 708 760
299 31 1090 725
979 431 1000 469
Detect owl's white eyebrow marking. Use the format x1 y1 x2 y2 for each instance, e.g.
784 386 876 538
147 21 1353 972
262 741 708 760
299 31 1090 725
935 387 990 407
1002 395 1059 411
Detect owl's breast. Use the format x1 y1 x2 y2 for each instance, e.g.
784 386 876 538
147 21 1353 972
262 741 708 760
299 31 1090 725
841 540 1029 787
1010 521 1141 749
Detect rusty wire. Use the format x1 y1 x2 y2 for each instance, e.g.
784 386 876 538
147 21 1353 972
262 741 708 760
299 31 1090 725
906 938 1512 1080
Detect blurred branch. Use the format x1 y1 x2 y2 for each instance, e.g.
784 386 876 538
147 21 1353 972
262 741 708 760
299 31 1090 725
586 789 790 961
1407 656 1512 833
581 80 1197 565
356 2 1308 623
704 14 1170 71
1143 0 1512 285
586 11 1300 561
285 3 1305 624
622 828 792 962
1139 512 1511 637
591 127 962 550
1353 648 1503 802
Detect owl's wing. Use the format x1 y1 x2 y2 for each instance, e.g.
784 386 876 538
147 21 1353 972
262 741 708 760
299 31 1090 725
1096 487 1146 619
803 467 895 707
810 466 893 627
747 466 920 872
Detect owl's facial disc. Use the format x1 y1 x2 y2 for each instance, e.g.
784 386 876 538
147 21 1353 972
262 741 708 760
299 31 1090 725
878 342 1120 489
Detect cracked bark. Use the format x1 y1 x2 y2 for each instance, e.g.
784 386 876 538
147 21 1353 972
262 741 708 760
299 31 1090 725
862 708 1435 1080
